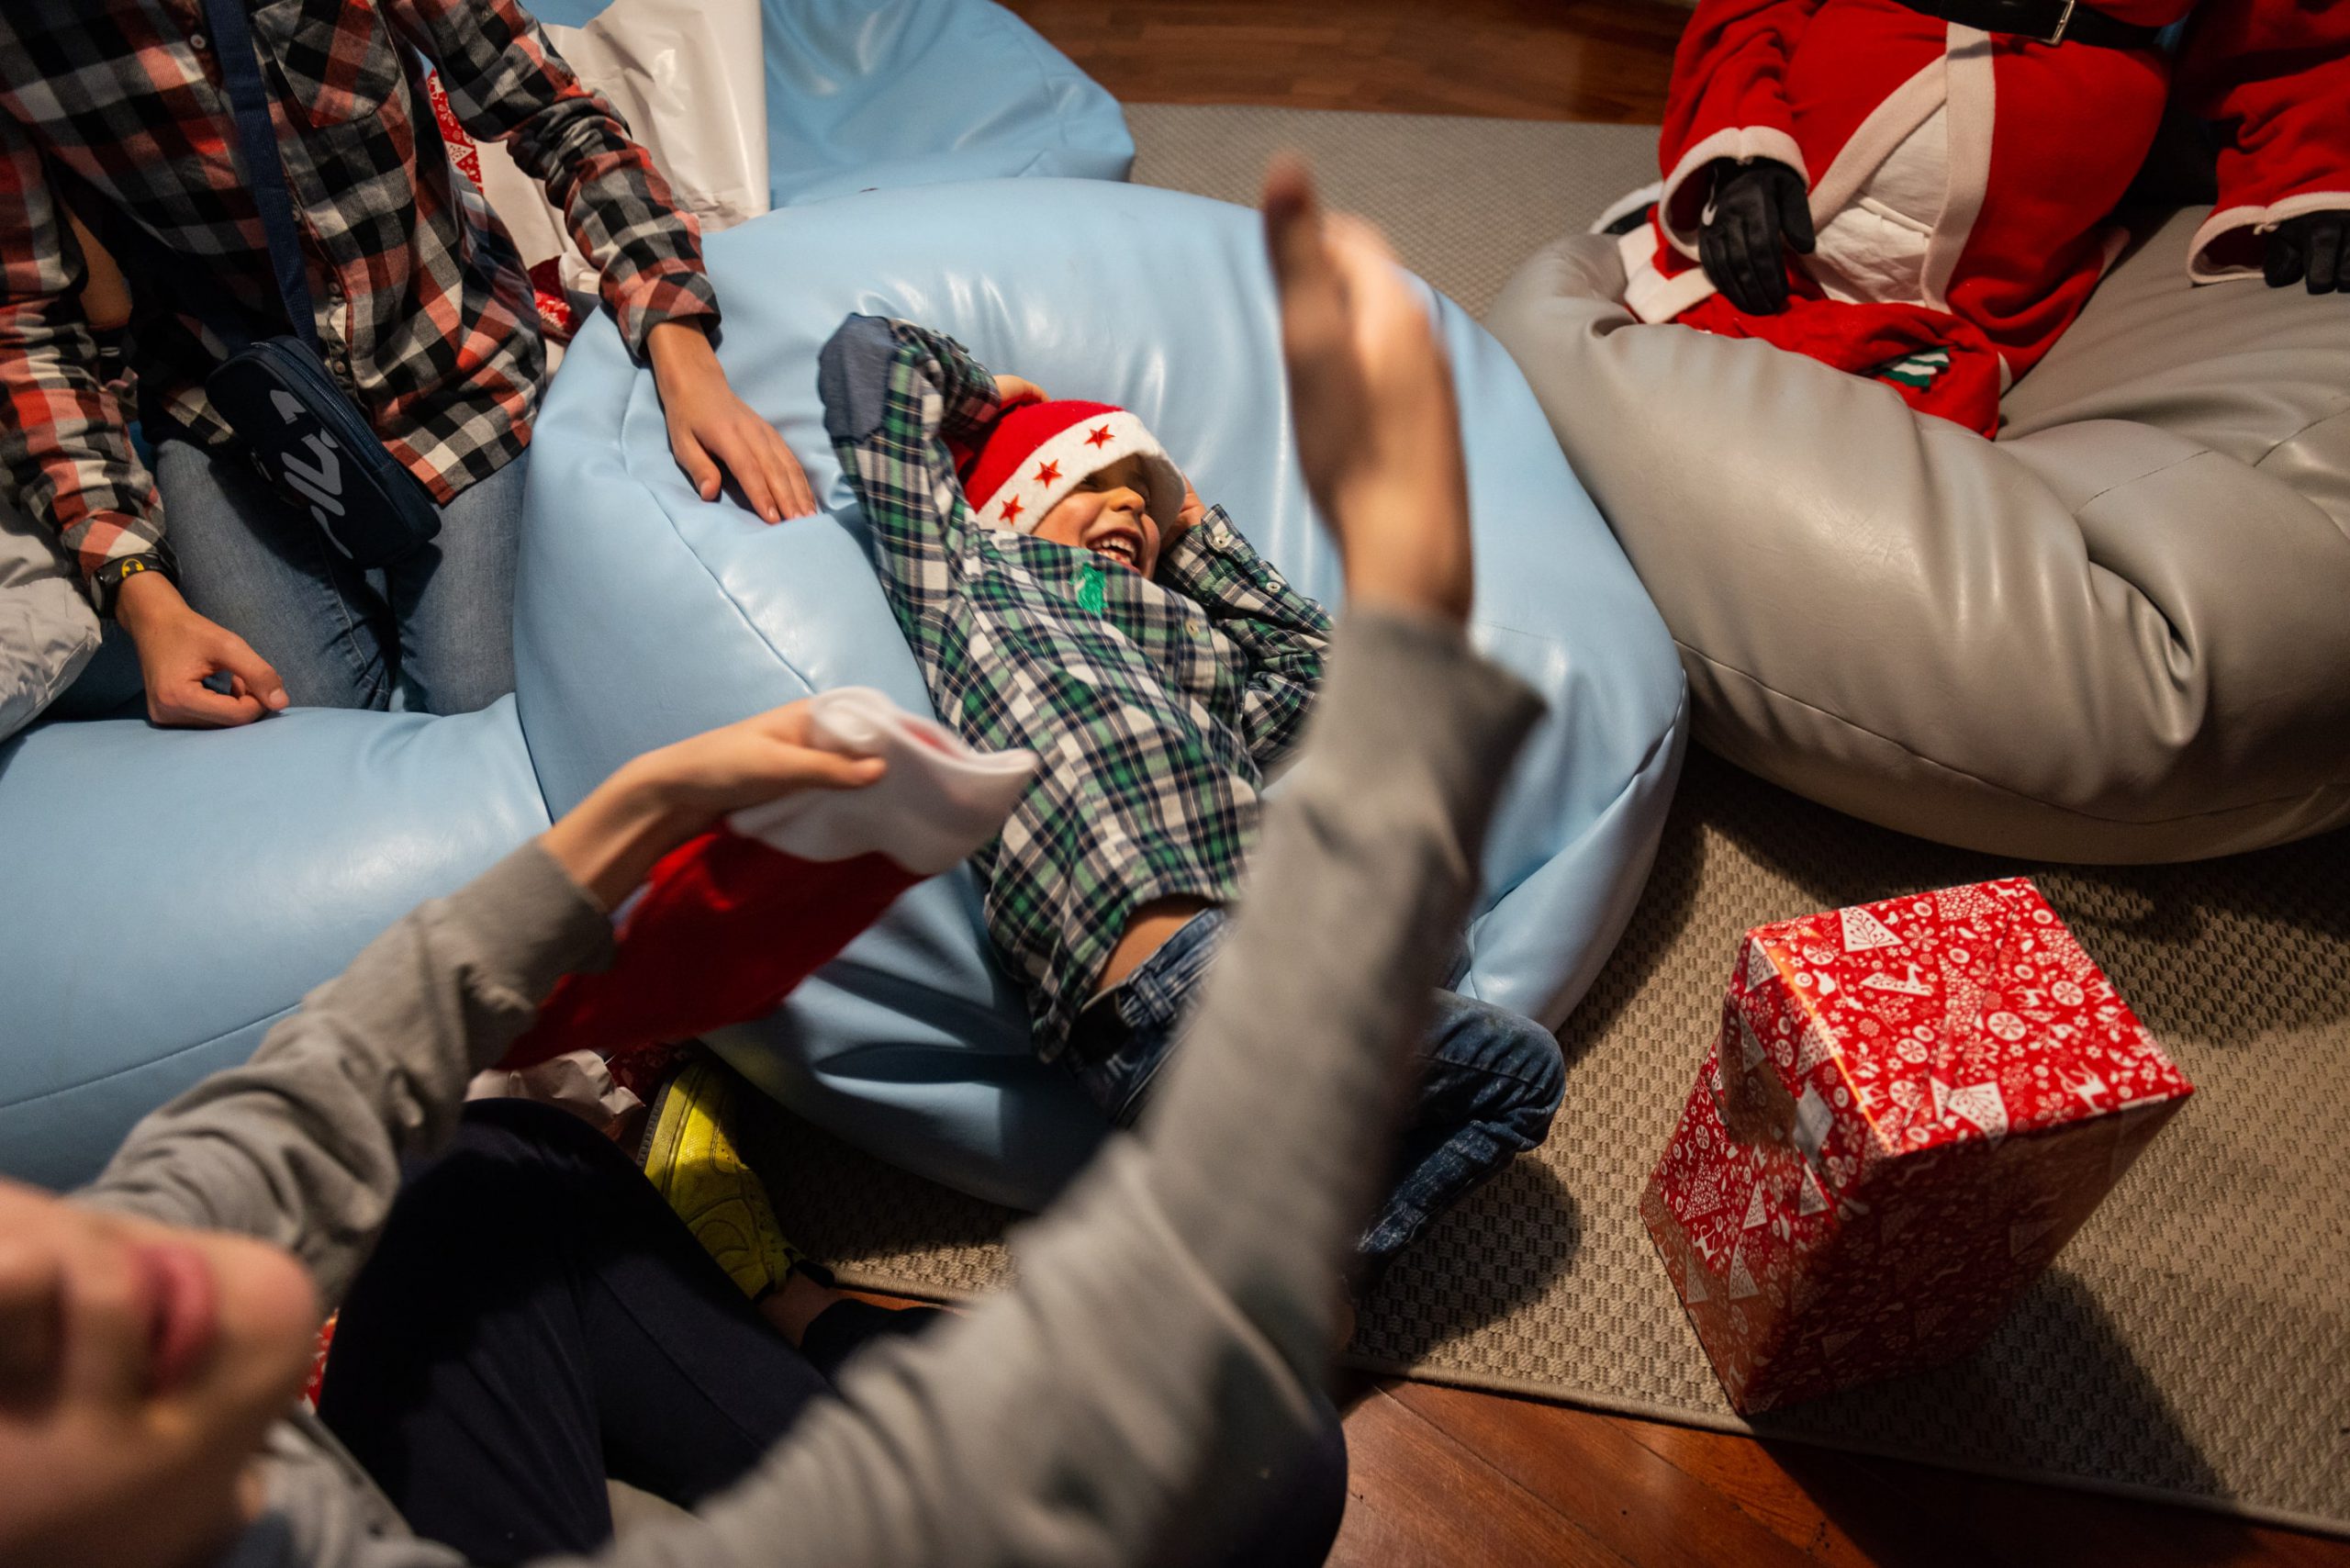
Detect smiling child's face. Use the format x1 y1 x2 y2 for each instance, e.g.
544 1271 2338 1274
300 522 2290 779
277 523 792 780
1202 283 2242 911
1029 455 1163 577
0 1178 318 1568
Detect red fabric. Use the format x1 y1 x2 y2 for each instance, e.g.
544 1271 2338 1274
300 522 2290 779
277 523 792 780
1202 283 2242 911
302 1314 340 1411
1657 0 1829 233
425 72 580 342
1639 879 2194 1414
2180 0 2350 263
503 831 922 1070
1677 292 2004 434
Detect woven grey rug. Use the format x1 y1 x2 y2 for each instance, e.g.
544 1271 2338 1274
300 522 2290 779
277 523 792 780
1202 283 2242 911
760 107 2350 1536
1126 104 1660 317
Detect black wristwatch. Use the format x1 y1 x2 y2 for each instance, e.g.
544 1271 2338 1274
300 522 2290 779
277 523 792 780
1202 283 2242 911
91 549 173 620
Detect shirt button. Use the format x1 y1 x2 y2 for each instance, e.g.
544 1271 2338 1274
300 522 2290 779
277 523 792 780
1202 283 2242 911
189 30 208 50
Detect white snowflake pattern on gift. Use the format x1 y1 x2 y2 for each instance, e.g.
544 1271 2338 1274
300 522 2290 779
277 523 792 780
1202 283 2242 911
1841 904 1902 952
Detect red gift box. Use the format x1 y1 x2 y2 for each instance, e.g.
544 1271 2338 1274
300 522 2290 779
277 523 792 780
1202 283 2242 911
1639 878 2193 1414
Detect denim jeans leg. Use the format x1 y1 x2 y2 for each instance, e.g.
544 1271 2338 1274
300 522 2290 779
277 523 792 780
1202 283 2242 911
1068 907 1229 1128
1360 992 1566 1267
386 449 523 714
153 438 392 710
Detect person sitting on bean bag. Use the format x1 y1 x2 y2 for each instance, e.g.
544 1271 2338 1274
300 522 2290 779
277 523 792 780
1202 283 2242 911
1609 0 2350 436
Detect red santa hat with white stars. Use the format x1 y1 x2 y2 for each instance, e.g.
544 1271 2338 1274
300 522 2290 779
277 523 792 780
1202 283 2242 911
957 398 1187 536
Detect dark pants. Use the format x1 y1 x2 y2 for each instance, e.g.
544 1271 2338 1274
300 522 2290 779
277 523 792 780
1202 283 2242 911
1069 908 1567 1271
319 1098 1347 1567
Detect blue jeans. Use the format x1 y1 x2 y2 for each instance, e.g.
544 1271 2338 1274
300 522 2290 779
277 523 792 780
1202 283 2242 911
154 438 521 713
1069 908 1566 1271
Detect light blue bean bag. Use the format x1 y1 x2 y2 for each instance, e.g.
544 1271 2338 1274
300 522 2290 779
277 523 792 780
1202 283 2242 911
0 0 1132 1193
528 0 1135 204
515 177 1687 1209
0 703 548 1189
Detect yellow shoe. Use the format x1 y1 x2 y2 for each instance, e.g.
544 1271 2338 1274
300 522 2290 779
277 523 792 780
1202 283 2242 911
640 1057 804 1300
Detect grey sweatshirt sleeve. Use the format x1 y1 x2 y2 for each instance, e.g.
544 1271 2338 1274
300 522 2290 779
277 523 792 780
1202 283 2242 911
78 847 615 1306
577 609 1544 1568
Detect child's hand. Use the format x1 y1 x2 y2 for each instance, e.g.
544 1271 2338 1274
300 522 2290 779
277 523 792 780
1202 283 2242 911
542 703 887 910
994 374 1049 408
630 703 889 820
1160 483 1208 553
1262 156 1472 624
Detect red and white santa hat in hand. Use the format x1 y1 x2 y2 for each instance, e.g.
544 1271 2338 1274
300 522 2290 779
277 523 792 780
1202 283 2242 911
506 689 1036 1070
957 397 1189 535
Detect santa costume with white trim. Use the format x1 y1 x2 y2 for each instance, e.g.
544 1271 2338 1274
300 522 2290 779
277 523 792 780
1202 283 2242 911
1623 0 2350 436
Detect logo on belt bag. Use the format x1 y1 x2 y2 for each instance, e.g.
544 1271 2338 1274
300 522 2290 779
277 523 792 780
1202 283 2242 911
206 341 442 568
267 390 345 525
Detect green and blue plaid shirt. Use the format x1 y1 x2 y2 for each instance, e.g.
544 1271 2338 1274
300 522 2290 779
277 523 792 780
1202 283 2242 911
820 315 1333 1057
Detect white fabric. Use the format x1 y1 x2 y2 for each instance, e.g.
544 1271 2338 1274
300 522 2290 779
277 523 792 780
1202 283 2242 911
1592 181 1664 237
464 1047 642 1130
728 687 1038 874
1620 226 1720 324
2189 191 2350 282
0 499 100 740
970 409 1187 537
1809 104 1952 306
454 0 771 313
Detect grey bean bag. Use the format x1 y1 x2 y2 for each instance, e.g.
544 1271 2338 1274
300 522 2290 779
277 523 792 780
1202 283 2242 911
1489 207 2350 863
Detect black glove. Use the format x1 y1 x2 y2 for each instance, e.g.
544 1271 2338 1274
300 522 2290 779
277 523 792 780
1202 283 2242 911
2265 211 2345 296
1602 201 1658 238
1698 158 1816 316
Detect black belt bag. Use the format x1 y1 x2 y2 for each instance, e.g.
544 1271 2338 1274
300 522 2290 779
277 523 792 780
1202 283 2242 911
203 337 441 568
1887 0 2168 50
196 0 440 566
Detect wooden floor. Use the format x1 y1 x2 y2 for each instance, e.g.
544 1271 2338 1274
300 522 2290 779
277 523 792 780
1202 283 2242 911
1000 0 1684 123
1335 1379 2346 1567
993 4 2350 1564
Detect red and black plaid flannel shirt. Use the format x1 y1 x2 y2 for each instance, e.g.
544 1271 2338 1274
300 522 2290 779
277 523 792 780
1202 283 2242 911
0 0 720 603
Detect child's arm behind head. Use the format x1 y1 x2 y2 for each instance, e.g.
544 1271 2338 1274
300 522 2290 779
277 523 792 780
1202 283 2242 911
817 314 1008 621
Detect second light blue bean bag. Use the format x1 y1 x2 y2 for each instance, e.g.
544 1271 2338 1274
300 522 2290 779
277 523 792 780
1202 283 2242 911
759 0 1134 203
527 0 1135 204
518 177 1686 1209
